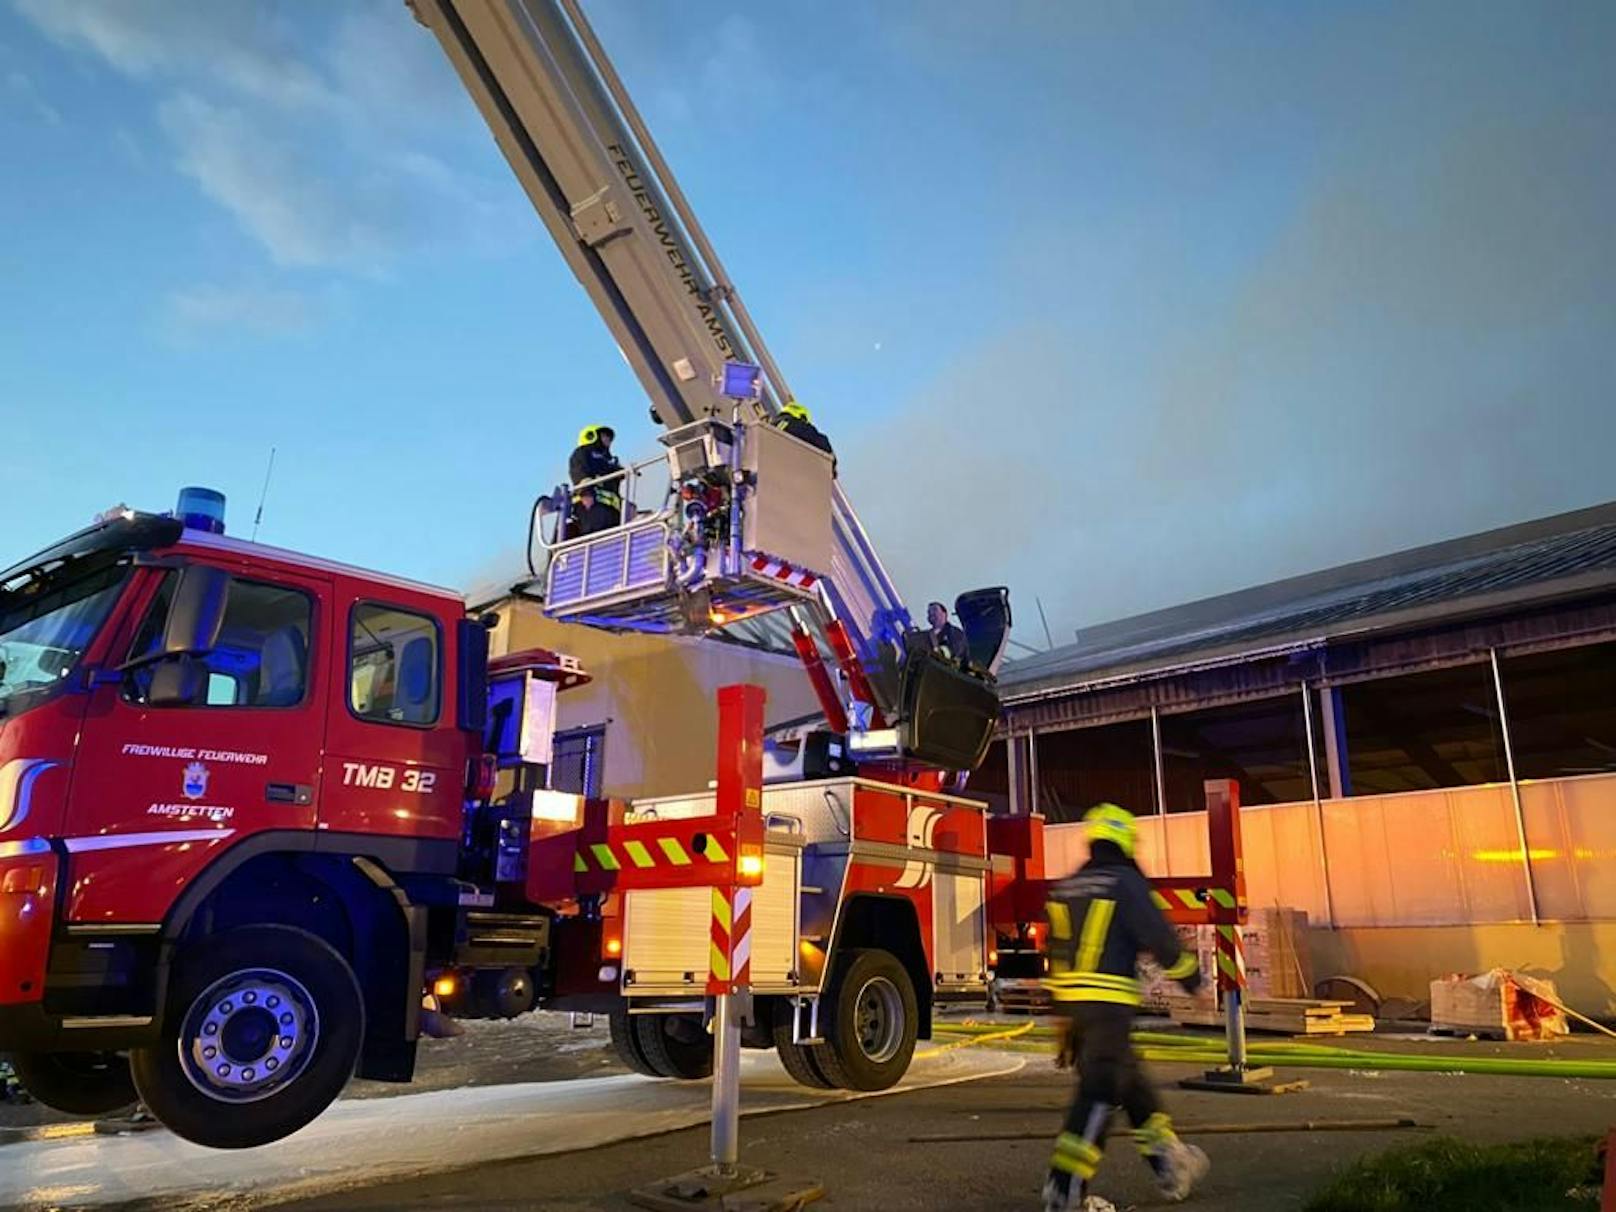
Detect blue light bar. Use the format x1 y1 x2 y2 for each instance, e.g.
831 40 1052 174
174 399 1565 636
176 486 227 535
719 361 763 401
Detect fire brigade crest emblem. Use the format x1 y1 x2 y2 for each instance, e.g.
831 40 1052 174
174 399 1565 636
182 762 209 801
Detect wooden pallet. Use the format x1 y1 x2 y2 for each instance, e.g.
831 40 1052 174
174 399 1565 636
1167 996 1375 1036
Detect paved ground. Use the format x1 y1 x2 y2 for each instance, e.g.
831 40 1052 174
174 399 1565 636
7 1023 1616 1211
0 1014 629 1132
266 1042 1616 1212
0 1042 1020 1211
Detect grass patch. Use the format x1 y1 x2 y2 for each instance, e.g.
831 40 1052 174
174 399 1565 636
1306 1136 1601 1212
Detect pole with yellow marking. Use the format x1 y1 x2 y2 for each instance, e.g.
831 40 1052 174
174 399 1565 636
1197 778 1276 1088
708 683 766 1175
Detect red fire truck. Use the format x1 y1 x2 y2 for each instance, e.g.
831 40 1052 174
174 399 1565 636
0 493 1023 1149
0 0 1036 1150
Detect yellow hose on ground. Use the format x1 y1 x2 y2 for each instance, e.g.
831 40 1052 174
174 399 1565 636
915 1019 1035 1059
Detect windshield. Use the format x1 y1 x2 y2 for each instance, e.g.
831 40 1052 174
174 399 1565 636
0 560 129 712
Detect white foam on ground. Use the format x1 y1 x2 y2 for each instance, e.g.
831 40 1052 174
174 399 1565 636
1 1048 1023 1210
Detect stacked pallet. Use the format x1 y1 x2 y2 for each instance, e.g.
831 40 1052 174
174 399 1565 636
1140 908 1314 1012
1429 970 1568 1041
1166 995 1376 1036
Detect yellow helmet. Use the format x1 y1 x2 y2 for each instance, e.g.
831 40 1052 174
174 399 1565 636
780 401 811 424
577 424 616 446
1084 802 1137 857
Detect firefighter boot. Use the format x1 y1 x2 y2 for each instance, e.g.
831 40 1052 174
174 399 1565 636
1134 1113 1209 1202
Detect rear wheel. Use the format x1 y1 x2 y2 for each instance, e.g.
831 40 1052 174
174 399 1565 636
811 948 918 1092
4 1051 137 1117
608 1008 661 1077
633 1012 713 1080
771 1003 835 1090
131 926 363 1149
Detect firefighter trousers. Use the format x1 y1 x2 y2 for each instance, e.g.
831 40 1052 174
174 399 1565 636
1050 1003 1164 1185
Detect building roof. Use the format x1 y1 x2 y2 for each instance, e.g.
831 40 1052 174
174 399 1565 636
1002 500 1616 701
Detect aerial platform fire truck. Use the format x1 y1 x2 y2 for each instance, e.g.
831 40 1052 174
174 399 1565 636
0 0 1026 1150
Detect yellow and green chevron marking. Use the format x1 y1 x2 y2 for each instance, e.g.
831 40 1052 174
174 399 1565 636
573 833 730 875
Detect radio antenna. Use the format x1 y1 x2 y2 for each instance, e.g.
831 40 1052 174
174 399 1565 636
250 446 277 542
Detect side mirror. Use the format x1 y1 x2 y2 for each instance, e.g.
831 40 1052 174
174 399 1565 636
161 565 230 658
147 654 206 708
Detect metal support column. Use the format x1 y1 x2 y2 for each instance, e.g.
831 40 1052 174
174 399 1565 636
1027 730 1041 819
1318 686 1349 799
1152 705 1172 870
1151 706 1168 816
1490 648 1541 925
1007 733 1025 816
1301 683 1335 927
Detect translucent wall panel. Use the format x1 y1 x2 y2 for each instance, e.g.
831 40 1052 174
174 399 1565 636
1321 785 1531 926
1521 773 1616 920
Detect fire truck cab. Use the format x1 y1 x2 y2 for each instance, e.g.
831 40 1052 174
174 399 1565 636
0 496 498 1146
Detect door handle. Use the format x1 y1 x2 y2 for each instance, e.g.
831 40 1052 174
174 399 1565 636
266 783 314 806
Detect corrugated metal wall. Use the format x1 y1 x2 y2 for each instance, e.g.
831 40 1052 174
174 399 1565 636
1044 771 1616 926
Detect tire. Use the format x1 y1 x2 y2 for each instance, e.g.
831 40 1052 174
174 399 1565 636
130 925 363 1150
632 1012 713 1080
810 948 918 1092
608 1008 662 1077
770 1003 836 1090
4 1051 137 1117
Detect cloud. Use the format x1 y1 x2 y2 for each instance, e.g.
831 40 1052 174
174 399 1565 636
157 93 401 269
6 68 61 124
14 0 526 272
161 283 320 342
841 103 1616 641
13 0 333 109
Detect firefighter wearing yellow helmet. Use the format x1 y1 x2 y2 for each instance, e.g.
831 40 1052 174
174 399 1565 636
772 400 836 472
568 424 624 538
1040 803 1209 1211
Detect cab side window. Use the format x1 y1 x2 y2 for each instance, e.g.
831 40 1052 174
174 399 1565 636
348 603 441 727
125 573 313 708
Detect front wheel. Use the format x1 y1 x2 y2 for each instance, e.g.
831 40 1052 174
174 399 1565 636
131 926 363 1149
4 1051 137 1117
811 948 918 1092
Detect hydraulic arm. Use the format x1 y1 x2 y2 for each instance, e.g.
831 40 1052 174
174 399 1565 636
411 0 1009 770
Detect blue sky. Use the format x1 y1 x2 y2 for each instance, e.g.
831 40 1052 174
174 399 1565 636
2 1 1613 645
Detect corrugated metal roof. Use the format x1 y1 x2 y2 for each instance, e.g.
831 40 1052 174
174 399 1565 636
1003 501 1616 700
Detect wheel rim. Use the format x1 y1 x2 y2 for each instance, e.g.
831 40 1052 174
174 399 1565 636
177 968 319 1104
852 976 904 1064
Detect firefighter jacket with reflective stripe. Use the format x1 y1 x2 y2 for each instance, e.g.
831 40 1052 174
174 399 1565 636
570 442 624 508
1042 847 1200 1007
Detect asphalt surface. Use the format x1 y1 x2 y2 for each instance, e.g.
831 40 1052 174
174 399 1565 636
272 1040 1616 1212
0 1014 627 1132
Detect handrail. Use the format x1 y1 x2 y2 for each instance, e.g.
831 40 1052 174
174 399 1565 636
533 501 675 556
534 447 681 558
821 789 851 839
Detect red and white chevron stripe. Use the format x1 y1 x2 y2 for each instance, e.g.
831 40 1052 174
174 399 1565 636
750 555 817 590
731 887 752 988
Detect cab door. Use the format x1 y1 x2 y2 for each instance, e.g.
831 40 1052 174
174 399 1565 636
64 564 329 924
319 583 465 854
